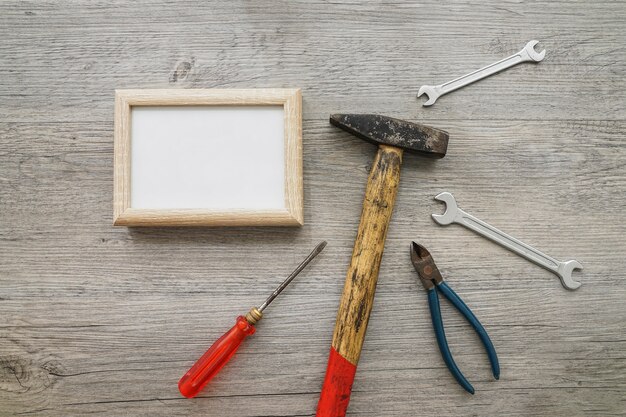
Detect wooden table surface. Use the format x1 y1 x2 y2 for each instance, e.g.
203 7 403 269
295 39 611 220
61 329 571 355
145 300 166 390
1 1 625 416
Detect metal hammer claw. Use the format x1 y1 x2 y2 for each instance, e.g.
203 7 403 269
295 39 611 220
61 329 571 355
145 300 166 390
432 192 582 290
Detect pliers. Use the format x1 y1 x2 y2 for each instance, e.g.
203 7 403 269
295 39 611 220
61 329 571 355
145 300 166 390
410 242 499 394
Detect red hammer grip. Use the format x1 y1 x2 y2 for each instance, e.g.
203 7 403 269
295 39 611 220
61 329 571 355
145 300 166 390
316 347 357 417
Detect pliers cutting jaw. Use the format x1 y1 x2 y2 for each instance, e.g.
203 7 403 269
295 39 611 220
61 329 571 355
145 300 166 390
410 242 500 394
411 241 444 290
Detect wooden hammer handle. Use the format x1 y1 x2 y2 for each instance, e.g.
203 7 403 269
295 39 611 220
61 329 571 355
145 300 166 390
317 145 403 417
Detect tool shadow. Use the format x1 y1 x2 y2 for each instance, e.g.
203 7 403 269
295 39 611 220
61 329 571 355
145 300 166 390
125 225 302 247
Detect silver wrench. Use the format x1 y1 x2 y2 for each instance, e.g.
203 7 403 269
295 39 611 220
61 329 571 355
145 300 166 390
418 40 546 106
432 192 582 290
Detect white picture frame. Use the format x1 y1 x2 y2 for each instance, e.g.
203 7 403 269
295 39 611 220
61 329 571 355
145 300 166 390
113 89 303 226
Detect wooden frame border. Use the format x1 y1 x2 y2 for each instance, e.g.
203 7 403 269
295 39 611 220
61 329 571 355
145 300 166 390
113 88 303 226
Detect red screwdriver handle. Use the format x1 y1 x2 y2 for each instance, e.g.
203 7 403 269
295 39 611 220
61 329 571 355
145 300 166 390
178 316 256 398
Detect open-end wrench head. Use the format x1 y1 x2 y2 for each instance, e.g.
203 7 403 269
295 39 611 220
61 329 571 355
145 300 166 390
432 192 459 226
417 85 439 106
557 260 583 290
523 40 546 62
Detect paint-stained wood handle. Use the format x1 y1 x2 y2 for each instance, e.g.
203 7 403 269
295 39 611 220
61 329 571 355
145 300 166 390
317 145 403 417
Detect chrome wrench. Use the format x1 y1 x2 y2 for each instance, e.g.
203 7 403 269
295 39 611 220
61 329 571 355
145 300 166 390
418 40 546 106
432 192 582 290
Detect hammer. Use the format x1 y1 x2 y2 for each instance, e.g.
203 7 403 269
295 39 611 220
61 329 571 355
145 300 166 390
317 114 449 417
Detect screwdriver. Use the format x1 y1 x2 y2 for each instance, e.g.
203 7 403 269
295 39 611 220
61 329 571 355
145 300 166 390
178 241 327 398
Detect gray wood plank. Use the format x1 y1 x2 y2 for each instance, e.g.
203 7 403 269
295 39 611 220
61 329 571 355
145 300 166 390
1 1 625 416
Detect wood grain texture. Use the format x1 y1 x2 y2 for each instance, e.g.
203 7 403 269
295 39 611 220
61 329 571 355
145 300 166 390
113 88 303 226
331 145 403 365
1 1 625 416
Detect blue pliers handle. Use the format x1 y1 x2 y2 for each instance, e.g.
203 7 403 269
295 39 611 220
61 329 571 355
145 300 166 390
411 242 499 394
427 282 499 394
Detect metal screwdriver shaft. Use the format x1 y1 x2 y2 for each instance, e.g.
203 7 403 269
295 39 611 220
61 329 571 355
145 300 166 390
179 241 327 398
259 240 327 312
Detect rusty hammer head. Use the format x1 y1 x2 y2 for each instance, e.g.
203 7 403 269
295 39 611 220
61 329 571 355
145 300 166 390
330 114 449 158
